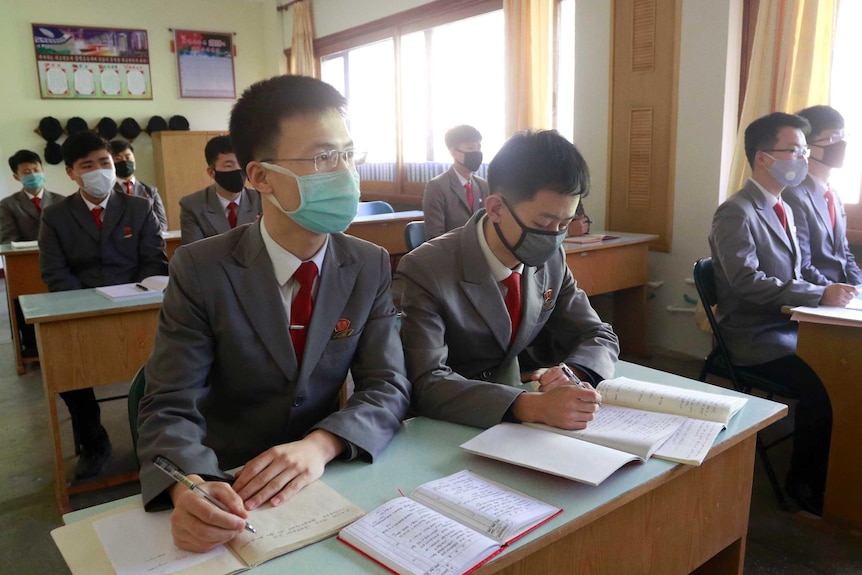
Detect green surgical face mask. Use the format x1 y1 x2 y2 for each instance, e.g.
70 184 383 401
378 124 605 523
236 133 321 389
260 162 360 234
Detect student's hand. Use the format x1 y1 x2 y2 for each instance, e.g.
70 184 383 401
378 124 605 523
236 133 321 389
820 283 857 307
169 476 246 553
512 385 602 430
569 216 590 237
528 365 589 392
233 430 344 511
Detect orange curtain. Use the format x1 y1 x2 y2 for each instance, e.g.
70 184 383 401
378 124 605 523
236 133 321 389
728 0 836 195
504 0 554 135
290 0 315 77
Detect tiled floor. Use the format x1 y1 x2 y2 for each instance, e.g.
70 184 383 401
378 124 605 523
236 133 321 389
0 280 859 574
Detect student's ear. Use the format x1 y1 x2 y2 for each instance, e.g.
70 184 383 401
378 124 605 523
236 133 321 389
206 165 216 180
65 166 78 182
246 161 274 194
485 194 504 223
12 173 21 183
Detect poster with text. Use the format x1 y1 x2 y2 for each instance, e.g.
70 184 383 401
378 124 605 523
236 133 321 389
32 24 152 99
175 30 235 99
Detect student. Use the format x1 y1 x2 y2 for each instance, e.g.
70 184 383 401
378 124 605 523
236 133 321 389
137 75 411 553
2 150 64 356
708 112 857 515
783 105 862 286
422 125 490 240
398 129 618 430
179 135 262 245
39 132 167 480
110 140 168 232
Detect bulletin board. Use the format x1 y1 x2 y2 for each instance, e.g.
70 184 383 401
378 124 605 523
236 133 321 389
174 30 236 99
32 23 152 100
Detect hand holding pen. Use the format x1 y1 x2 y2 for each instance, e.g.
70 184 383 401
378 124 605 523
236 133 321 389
154 455 256 553
558 363 602 407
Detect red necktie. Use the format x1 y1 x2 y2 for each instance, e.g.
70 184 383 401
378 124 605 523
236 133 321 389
125 181 133 195
91 207 104 229
32 197 41 212
290 261 318 364
227 201 238 229
464 181 474 212
501 271 521 344
825 187 836 230
772 202 787 231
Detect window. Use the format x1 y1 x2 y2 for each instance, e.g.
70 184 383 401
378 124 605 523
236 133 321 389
829 0 862 205
555 0 575 142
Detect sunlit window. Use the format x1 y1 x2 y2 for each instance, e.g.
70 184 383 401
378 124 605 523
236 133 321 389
829 0 862 205
555 0 575 142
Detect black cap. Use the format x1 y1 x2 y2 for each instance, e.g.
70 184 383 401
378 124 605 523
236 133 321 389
65 116 89 135
119 117 142 141
44 141 64 165
96 117 119 140
38 117 63 142
146 115 168 134
168 115 190 131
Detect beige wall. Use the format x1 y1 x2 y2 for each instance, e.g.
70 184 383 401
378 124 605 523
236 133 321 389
0 0 282 200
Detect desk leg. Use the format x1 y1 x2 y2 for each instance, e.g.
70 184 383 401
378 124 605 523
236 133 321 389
613 285 650 359
7 296 25 375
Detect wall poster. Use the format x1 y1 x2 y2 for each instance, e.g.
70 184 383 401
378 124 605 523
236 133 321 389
32 24 152 100
174 30 236 99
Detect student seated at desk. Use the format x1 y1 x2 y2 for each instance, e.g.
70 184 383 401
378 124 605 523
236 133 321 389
110 140 168 232
708 112 857 515
179 135 262 245
2 149 64 356
398 129 618 430
39 132 167 481
137 75 411 553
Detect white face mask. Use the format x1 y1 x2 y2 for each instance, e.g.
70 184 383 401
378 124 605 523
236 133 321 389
79 168 116 199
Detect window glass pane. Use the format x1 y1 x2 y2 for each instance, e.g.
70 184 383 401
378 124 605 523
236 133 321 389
830 1 862 204
555 0 575 143
321 56 345 98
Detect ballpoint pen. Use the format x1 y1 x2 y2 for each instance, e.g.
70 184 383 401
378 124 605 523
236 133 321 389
558 362 601 406
152 455 257 534
135 283 149 291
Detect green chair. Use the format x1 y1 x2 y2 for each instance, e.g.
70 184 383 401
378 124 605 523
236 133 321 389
128 366 146 461
404 221 425 251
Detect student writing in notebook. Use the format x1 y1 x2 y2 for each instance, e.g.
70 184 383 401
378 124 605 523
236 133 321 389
136 75 411 553
397 129 619 430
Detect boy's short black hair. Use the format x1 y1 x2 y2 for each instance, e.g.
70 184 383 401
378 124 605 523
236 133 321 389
61 132 112 168
796 105 844 141
204 135 236 167
744 112 810 168
110 140 134 156
8 150 42 173
229 75 348 170
444 125 482 150
488 129 590 204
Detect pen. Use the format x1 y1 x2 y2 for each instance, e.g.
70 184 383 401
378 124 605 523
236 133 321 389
558 363 601 406
135 283 149 291
152 455 257 534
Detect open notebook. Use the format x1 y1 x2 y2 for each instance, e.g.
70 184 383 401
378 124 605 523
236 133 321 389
461 376 747 486
95 275 169 300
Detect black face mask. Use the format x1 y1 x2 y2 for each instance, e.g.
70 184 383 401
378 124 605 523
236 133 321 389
115 160 135 178
494 197 568 267
812 140 847 169
213 169 247 194
458 151 483 173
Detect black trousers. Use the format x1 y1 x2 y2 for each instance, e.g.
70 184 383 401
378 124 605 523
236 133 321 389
744 354 831 493
59 389 104 449
13 298 37 349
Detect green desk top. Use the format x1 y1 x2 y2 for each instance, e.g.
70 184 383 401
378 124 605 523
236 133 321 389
62 361 785 573
20 288 163 322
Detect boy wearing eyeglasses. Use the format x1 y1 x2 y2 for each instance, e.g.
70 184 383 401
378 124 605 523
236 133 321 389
178 135 262 245
137 75 410 552
783 105 862 287
709 111 857 515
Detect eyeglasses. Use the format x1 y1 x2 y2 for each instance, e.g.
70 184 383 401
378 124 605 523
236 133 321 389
761 146 811 159
811 133 847 146
262 149 367 173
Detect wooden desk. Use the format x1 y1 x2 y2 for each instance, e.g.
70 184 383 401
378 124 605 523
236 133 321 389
564 232 658 358
62 362 784 575
0 233 179 375
21 289 163 513
794 311 862 531
345 210 423 256
0 244 49 374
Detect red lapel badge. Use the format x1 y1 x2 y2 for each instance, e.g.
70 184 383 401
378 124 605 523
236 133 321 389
333 318 353 339
123 226 133 238
543 289 554 308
